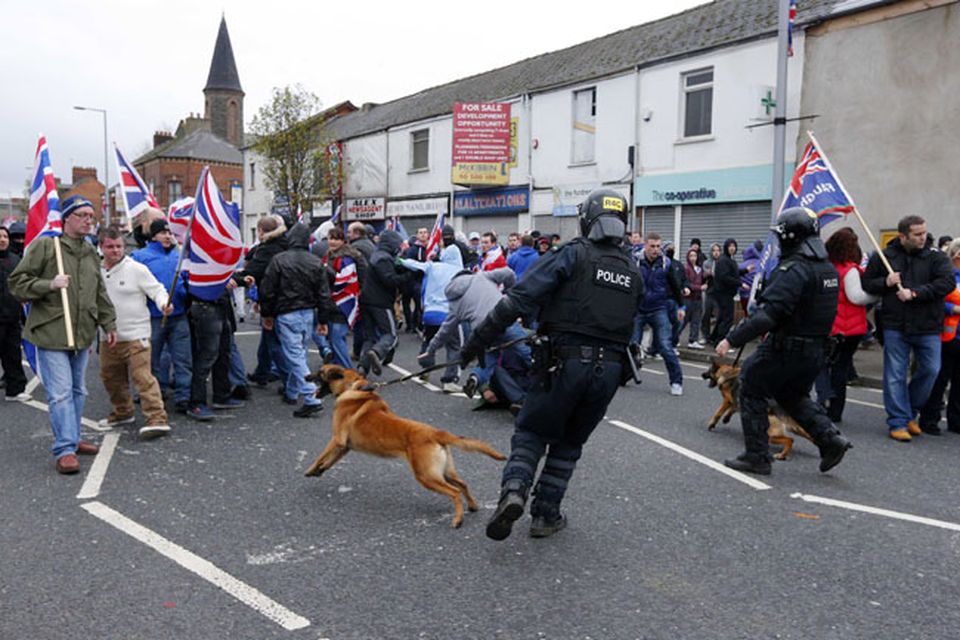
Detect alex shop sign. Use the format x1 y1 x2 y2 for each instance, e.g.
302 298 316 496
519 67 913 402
344 197 386 221
453 186 529 217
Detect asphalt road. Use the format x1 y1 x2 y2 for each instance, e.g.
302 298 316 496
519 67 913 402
2 327 959 640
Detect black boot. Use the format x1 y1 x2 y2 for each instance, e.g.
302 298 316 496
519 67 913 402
486 481 527 541
529 501 566 538
817 433 853 472
724 452 772 476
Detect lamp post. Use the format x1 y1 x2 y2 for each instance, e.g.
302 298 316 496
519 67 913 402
73 105 109 226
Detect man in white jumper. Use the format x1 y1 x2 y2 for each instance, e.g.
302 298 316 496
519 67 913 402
98 227 172 439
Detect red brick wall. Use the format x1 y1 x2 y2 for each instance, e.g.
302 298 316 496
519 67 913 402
139 158 243 210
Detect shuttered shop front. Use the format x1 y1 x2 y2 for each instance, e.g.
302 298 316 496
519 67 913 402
642 206 676 245
679 202 771 260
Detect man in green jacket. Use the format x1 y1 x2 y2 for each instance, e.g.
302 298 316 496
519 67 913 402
9 196 117 475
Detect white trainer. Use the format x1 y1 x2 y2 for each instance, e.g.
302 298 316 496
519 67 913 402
139 424 171 440
670 383 683 396
97 415 136 428
4 392 31 402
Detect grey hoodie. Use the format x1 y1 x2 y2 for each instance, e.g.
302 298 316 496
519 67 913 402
427 267 515 354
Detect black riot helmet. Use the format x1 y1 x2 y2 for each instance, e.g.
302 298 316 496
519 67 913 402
772 206 827 259
578 189 628 243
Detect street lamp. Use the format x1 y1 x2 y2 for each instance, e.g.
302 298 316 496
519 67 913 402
73 105 109 226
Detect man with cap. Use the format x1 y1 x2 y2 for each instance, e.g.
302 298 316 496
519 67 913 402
8 195 117 474
132 218 192 413
467 232 482 256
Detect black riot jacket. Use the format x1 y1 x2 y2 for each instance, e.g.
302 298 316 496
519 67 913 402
726 255 839 348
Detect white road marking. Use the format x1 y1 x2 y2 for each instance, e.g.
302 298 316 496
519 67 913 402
234 330 261 337
607 419 772 491
76 431 121 500
387 363 442 392
25 375 41 395
80 501 311 631
22 399 110 432
846 398 885 410
790 492 960 532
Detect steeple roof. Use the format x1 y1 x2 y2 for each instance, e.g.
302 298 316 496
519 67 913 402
204 16 243 94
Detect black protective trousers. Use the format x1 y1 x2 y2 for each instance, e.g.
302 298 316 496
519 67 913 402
501 351 621 517
0 321 27 396
738 342 840 463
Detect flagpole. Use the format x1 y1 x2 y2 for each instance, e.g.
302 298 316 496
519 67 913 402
163 166 207 327
770 0 791 219
805 131 901 286
52 236 76 348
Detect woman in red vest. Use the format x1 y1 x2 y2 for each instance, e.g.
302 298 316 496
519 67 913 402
918 238 960 434
815 228 879 422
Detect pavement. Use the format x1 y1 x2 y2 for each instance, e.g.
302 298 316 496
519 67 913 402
4 328 959 640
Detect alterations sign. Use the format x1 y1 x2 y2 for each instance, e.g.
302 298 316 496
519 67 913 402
344 197 386 221
451 102 511 186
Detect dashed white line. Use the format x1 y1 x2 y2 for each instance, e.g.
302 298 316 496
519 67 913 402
607 419 772 491
24 375 41 395
80 501 311 631
790 492 960 532
22 399 110 432
76 431 120 500
387 363 445 393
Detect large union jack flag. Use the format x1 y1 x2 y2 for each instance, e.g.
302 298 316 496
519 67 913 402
182 168 243 301
26 134 62 246
114 143 158 219
327 254 361 328
168 196 194 243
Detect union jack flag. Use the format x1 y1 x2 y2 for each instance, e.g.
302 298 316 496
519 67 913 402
168 196 194 243
385 215 408 240
182 168 243 301
326 254 361 328
424 209 445 259
481 244 506 271
24 134 63 377
782 140 855 226
114 143 158 219
26 134 62 246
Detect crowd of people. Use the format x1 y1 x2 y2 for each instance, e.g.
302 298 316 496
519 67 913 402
1 195 958 485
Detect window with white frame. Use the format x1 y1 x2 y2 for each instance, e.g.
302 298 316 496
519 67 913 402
411 129 429 171
682 68 714 138
168 180 182 203
571 87 596 164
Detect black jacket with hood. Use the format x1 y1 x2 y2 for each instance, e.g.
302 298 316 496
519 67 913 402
233 222 288 287
361 230 412 309
259 224 331 321
0 245 22 323
712 238 742 297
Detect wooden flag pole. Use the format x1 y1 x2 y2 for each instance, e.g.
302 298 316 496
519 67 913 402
52 236 76 349
805 131 903 290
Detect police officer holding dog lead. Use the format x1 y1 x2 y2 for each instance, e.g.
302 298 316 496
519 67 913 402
716 206 853 476
459 189 644 541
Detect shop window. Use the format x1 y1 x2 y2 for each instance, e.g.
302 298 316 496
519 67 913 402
572 87 596 164
682 68 713 138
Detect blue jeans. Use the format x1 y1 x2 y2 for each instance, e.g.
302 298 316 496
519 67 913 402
37 347 89 458
634 309 683 385
229 334 246 388
276 308 321 406
325 322 352 369
476 323 531 384
151 315 192 403
882 329 941 431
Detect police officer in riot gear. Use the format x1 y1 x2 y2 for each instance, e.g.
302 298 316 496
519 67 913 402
716 206 853 475
459 189 644 540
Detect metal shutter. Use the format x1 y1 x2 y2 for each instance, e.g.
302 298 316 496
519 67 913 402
642 206 676 245
679 202 772 260
532 214 580 240
463 215 520 243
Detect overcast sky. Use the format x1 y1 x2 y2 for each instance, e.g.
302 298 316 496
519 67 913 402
0 0 707 198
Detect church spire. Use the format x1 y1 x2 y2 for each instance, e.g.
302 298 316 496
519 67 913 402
204 16 243 93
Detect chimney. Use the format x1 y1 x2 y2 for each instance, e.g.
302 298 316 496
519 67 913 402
72 166 98 183
154 131 174 148
361 102 379 113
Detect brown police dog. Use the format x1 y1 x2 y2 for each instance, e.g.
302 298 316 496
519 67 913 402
701 357 814 460
303 364 506 528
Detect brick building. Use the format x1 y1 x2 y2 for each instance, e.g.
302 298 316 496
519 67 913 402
134 16 244 212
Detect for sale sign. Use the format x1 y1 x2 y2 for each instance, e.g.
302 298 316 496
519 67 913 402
451 102 511 186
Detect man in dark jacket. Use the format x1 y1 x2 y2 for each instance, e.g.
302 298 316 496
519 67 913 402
442 224 478 271
0 226 27 400
348 222 376 262
259 224 332 418
632 232 688 395
400 228 428 333
358 229 412 376
232 216 289 387
709 238 742 344
862 215 954 441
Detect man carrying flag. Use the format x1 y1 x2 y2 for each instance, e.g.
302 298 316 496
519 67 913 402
10 156 117 473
